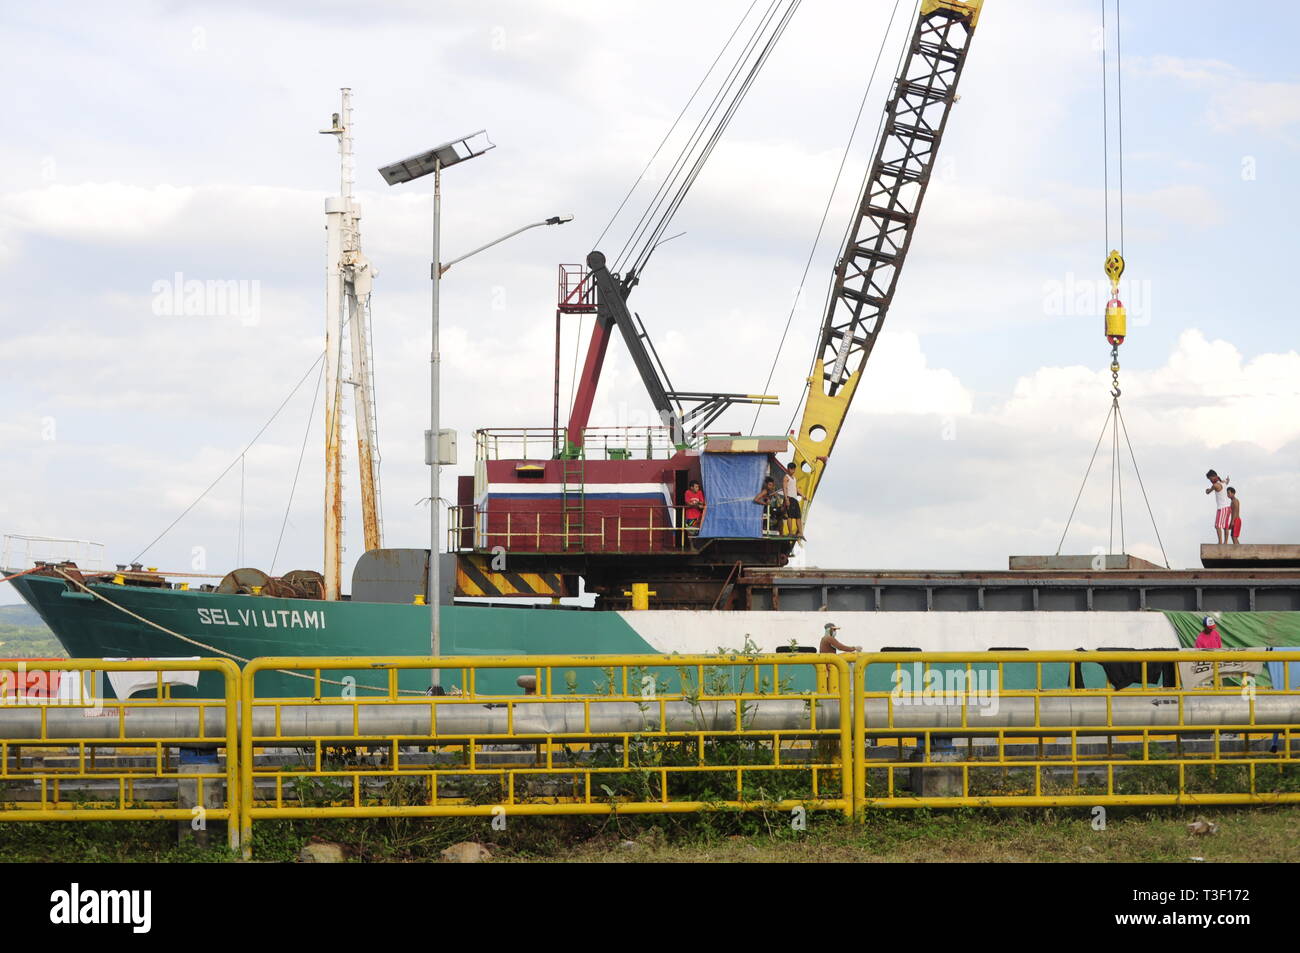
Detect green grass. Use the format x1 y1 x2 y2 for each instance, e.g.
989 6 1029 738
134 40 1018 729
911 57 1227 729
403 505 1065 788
1 804 1297 863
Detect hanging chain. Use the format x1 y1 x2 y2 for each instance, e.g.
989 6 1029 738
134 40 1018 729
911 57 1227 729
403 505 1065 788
1109 344 1121 399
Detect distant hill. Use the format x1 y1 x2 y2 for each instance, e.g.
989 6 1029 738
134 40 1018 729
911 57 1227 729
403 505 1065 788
0 604 44 627
0 603 65 658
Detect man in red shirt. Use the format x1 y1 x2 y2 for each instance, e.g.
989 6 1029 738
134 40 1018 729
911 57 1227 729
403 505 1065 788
683 480 706 531
1195 616 1223 649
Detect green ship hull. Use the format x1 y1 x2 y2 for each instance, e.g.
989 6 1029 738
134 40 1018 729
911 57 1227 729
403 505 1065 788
9 573 658 697
17 569 1294 700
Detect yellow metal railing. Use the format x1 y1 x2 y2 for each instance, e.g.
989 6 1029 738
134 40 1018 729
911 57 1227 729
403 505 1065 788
238 654 853 858
0 658 240 849
851 651 1300 812
2 651 1297 857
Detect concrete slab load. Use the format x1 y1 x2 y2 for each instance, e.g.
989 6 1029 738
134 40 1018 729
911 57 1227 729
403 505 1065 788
1009 554 1166 571
1201 544 1300 569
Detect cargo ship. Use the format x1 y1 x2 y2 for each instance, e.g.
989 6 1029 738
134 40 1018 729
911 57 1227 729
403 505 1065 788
7 3 1300 698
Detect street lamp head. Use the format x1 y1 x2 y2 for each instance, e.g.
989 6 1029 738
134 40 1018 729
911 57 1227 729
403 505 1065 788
546 214 575 225
378 130 495 186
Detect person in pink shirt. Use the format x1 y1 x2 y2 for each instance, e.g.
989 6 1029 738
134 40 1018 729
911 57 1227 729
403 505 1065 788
1195 616 1223 649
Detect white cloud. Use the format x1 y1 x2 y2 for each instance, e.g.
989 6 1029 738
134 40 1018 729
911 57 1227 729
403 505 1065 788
999 329 1300 453
2 183 195 240
853 332 973 417
795 328 1300 571
1127 185 1225 229
1145 55 1300 136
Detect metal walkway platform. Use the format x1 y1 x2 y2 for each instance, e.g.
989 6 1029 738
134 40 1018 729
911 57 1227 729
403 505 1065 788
737 567 1300 612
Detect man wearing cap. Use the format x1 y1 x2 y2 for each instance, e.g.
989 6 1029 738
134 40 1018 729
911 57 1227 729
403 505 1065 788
819 622 860 654
1195 616 1223 649
816 622 859 697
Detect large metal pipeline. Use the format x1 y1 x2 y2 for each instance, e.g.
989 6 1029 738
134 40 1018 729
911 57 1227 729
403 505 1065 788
2 694 1299 741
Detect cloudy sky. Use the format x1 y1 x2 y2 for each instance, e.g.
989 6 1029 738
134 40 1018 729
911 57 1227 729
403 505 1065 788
2 0 1298 603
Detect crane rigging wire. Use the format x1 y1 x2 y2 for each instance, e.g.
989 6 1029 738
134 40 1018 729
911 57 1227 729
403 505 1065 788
1116 0 1126 256
1057 0 1168 567
749 0 907 434
562 0 798 439
563 1 791 435
1101 0 1126 256
131 351 327 563
611 0 784 273
612 0 784 273
1101 0 1110 254
629 1 800 280
783 0 921 439
593 0 761 252
612 0 800 281
271 359 326 574
135 288 383 568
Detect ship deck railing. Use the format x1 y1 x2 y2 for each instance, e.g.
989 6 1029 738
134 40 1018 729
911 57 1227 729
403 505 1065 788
448 502 795 554
1 534 104 571
474 426 737 462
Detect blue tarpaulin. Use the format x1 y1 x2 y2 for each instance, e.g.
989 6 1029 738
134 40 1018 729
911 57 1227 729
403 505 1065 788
1266 648 1300 691
698 452 765 538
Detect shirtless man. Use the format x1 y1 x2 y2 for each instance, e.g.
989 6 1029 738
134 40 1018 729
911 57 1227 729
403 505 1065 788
1205 469 1232 544
753 477 784 535
1228 486 1242 544
819 622 861 654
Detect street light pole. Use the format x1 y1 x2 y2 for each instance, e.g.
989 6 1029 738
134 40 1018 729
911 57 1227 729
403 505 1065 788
429 159 442 676
379 132 495 691
378 132 573 689
430 216 575 680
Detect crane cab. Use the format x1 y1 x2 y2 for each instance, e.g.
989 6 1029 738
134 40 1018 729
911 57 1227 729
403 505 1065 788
448 428 797 607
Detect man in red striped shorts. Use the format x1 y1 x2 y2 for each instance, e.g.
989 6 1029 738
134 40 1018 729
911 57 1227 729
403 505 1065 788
1205 469 1231 544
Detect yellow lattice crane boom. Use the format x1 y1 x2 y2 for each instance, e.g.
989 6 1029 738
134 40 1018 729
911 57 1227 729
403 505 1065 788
792 0 982 509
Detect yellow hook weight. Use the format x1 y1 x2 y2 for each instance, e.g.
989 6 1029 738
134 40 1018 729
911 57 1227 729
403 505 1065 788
1104 249 1126 346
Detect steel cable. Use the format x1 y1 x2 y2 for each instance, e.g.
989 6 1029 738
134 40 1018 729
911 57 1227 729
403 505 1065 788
132 351 327 563
595 0 761 252
784 0 920 438
271 360 326 573
750 0 905 434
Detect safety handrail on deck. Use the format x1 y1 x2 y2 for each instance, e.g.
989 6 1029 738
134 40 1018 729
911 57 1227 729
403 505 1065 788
0 651 1296 858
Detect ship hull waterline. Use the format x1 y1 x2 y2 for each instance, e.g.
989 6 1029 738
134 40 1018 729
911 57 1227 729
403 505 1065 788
4 572 1209 699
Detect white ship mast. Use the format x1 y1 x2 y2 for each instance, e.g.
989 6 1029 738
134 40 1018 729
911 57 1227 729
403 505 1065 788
320 88 384 600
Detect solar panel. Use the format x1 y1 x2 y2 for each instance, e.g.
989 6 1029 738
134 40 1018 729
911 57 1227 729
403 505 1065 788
378 131 495 185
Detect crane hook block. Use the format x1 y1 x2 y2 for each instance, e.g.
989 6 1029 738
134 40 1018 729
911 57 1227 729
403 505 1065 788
1104 249 1125 286
1104 249 1126 346
1105 296 1126 346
